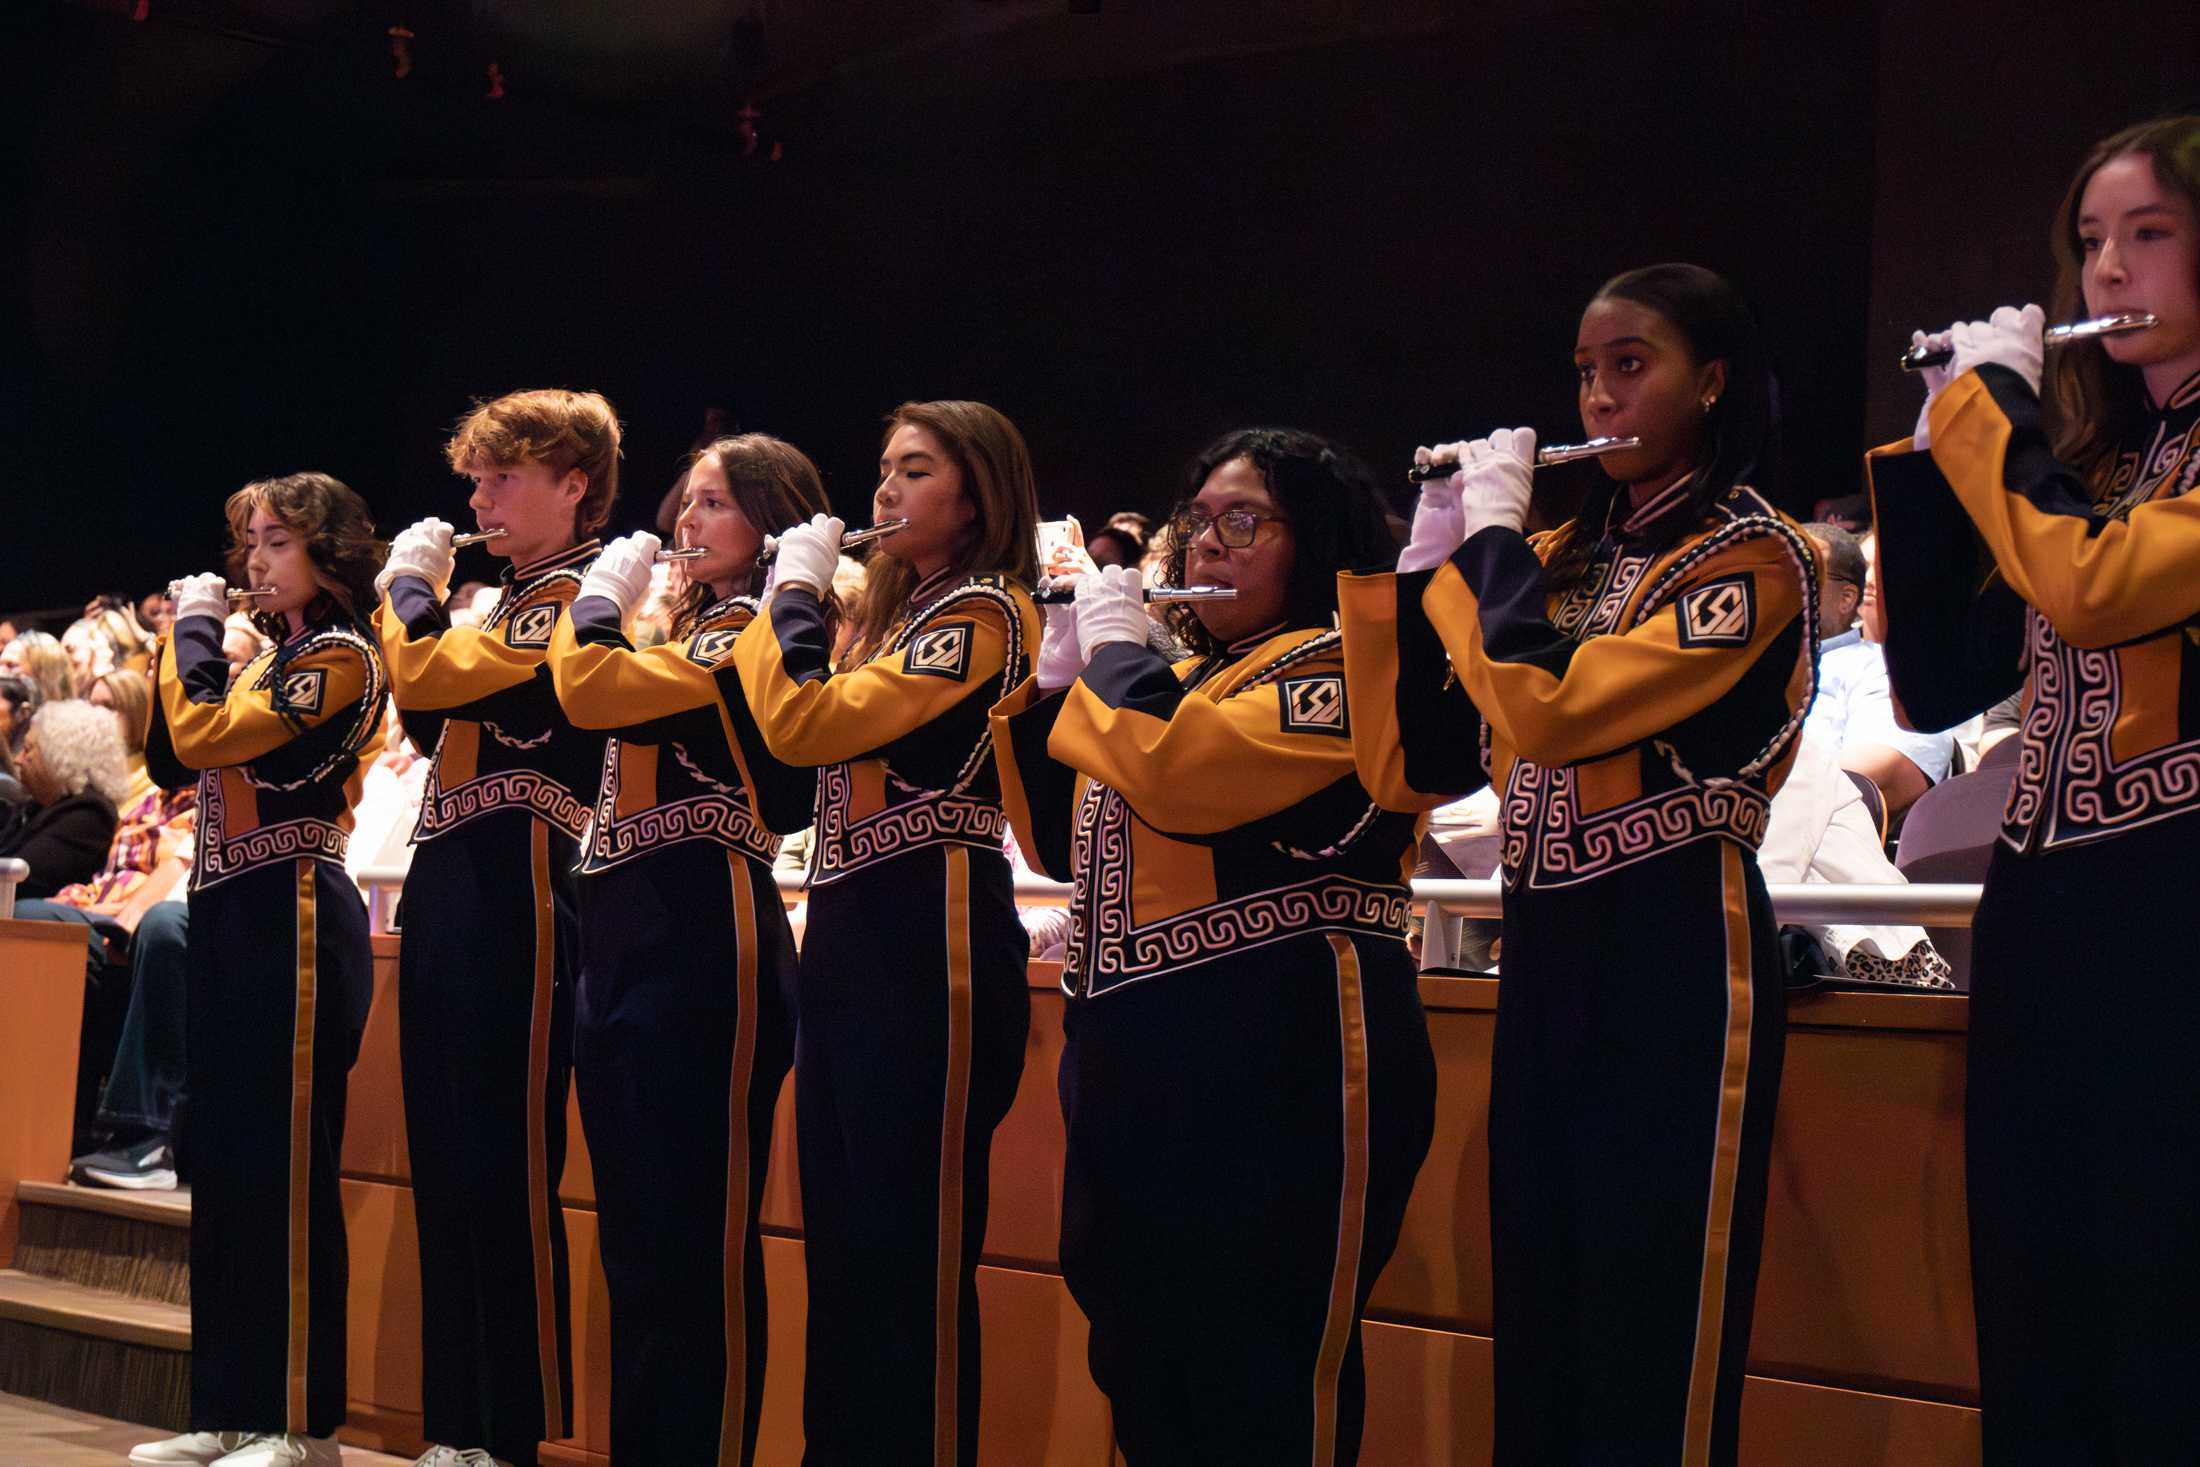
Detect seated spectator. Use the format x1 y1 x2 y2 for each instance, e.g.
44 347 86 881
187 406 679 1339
1085 525 1144 569
48 670 196 914
1803 523 1955 820
1760 732 1954 988
1 630 77 704
0 672 38 793
220 610 271 672
0 699 128 897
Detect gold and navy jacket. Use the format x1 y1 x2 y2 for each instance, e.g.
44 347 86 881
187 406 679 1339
1340 482 1818 891
732 569 1039 887
992 625 1423 999
1868 363 2200 854
147 611 387 893
373 541 604 845
548 590 816 873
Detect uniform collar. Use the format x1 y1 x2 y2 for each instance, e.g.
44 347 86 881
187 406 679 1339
1611 472 1697 540
504 538 601 584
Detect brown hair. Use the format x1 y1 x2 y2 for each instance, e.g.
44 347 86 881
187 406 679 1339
95 669 154 757
670 434 837 637
222 472 387 635
2046 114 2200 488
846 400 1040 665
445 388 624 539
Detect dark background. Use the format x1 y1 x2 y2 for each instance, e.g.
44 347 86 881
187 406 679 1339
4 0 2194 623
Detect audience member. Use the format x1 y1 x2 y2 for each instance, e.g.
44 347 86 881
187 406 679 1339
2 630 78 704
0 699 128 897
1803 523 1954 820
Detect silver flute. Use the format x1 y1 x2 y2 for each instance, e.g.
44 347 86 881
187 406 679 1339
655 546 709 563
1898 311 2158 371
1034 584 1237 606
451 528 506 548
754 518 908 568
1406 435 1641 484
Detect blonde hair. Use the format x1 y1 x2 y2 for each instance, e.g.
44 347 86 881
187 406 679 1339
94 670 154 757
5 633 76 703
447 388 624 539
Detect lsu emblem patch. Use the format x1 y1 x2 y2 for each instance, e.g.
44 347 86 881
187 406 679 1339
1278 674 1349 737
687 627 740 667
1675 574 1756 648
504 602 560 650
277 667 326 717
905 623 972 681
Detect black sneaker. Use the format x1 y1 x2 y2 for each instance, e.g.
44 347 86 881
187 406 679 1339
72 1134 179 1190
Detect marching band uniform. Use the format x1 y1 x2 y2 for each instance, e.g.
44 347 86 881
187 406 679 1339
731 567 1038 1467
375 539 602 1466
1869 348 2200 1459
991 613 1437 1467
147 605 387 1441
1340 477 1817 1465
546 585 812 1467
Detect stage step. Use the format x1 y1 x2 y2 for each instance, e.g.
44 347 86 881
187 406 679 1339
0 1388 416 1465
14 1182 190 1307
0 1269 190 1430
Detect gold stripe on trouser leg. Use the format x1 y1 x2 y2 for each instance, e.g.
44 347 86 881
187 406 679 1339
718 853 761 1466
1309 933 1371 1467
526 818 567 1435
933 847 975 1467
286 859 320 1432
1680 841 1756 1467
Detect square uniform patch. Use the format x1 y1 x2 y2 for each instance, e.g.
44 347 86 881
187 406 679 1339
904 623 972 681
1278 673 1350 737
1674 574 1756 648
277 667 326 718
687 627 741 667
504 601 561 650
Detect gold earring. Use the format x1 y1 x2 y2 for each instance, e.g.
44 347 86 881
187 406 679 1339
1702 396 1717 413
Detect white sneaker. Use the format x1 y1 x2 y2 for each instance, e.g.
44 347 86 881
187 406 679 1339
129 1433 248 1466
412 1449 514 1467
211 1435 342 1467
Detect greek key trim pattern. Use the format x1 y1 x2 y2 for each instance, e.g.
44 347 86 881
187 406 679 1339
415 766 590 843
809 760 1007 885
578 737 776 870
191 771 349 892
2003 606 2200 853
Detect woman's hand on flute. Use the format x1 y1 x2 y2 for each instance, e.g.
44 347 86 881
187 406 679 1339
1399 442 1471 573
1457 428 1537 539
1908 329 1954 449
171 573 229 626
1943 304 2046 395
764 514 843 599
1074 566 1151 665
378 518 456 600
579 533 660 617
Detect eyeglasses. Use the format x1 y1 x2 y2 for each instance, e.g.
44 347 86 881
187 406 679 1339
1174 505 1287 549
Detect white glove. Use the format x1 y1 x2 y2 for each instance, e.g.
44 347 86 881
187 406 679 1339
763 514 843 598
1398 442 1470 573
578 532 660 617
377 518 456 600
1945 303 2045 396
1034 589 1086 691
1457 427 1537 539
170 573 229 626
1909 330 1954 450
1075 565 1150 665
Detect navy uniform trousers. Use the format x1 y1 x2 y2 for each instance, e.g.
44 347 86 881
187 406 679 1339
188 858 371 1438
793 842 1030 1467
398 811 578 1467
1490 837 1786 1467
574 843 797 1467
1058 929 1437 1467
1967 809 2200 1463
